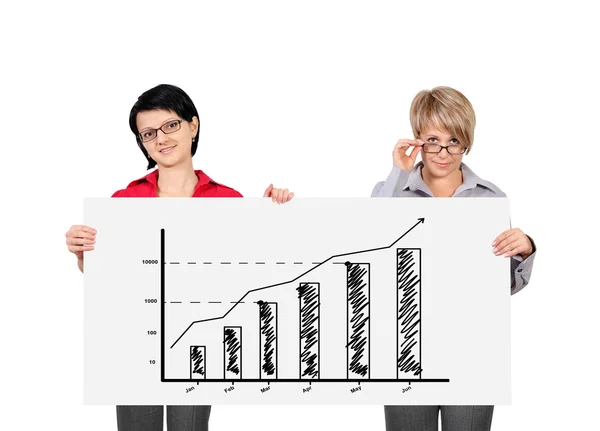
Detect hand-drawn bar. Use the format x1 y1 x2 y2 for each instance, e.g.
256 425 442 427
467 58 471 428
396 248 422 378
346 262 370 379
224 326 242 379
190 346 206 380
258 301 278 379
298 282 320 379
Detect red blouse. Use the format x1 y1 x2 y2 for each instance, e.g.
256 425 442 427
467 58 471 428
111 169 243 198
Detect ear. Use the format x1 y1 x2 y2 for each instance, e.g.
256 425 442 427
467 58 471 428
190 116 200 138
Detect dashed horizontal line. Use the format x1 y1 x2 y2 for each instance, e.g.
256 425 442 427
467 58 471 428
167 301 237 304
165 261 326 265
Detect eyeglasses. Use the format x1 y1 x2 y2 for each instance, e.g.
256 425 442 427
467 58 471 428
422 143 466 155
139 119 184 143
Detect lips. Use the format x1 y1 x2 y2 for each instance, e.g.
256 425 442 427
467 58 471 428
434 162 449 168
159 146 176 154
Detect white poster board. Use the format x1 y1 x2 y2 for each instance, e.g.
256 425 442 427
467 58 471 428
84 198 510 405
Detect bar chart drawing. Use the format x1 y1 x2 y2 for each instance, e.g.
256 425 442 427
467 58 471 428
396 249 422 378
190 346 206 380
346 263 369 380
298 282 320 380
223 327 242 379
258 301 278 379
161 218 446 384
85 198 512 405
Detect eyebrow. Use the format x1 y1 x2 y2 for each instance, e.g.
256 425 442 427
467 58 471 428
423 134 458 140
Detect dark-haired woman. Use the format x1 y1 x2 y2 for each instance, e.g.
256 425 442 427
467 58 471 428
66 84 294 430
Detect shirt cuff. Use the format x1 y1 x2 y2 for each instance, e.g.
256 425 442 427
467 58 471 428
510 235 537 295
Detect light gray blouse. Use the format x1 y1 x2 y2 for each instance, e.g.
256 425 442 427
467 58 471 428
372 162 536 294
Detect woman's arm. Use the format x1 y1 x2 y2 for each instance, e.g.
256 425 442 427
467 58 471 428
263 184 294 203
510 235 537 295
371 166 411 197
372 139 421 197
493 228 537 295
65 225 96 274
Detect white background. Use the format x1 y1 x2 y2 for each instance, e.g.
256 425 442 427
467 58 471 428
1 0 598 429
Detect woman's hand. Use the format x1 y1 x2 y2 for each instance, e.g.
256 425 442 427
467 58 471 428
492 228 533 259
263 184 294 204
66 225 96 272
393 139 423 172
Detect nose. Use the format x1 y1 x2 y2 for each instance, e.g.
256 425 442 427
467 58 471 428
437 147 450 158
156 128 169 145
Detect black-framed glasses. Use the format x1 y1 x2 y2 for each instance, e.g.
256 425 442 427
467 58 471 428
139 119 184 143
422 143 466 155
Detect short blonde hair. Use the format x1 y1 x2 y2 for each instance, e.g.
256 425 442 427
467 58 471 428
409 86 476 154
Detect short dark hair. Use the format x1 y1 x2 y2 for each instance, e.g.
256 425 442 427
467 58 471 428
129 84 200 169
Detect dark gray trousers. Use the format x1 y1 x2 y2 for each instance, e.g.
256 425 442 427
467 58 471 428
116 406 211 431
384 406 494 431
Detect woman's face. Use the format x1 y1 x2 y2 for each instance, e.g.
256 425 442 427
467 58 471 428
137 109 198 169
419 125 466 180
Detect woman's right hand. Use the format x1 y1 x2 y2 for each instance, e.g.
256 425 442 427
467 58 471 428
392 139 423 171
66 225 96 269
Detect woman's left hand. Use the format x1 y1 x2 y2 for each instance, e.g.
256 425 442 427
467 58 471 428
263 184 294 204
492 228 533 259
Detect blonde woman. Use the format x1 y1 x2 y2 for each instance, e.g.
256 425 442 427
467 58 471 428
372 87 536 431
